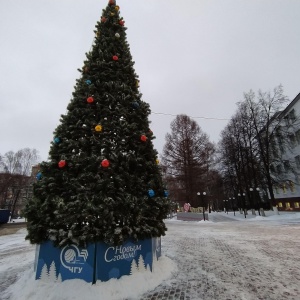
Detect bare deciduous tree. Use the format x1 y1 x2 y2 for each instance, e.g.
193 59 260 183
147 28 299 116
218 85 294 210
161 115 215 207
0 148 39 175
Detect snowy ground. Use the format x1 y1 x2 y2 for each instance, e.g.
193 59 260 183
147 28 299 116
1 211 300 300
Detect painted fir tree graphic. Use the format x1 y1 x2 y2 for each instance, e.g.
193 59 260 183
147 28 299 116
39 261 62 283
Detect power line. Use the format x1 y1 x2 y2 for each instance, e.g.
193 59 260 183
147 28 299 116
151 111 229 121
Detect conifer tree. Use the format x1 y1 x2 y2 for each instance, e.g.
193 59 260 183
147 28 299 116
25 0 171 247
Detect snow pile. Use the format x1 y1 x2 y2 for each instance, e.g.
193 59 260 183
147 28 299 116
1 230 177 300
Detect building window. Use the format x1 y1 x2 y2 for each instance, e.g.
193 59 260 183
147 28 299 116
294 202 299 208
278 202 283 207
284 161 291 172
289 181 295 193
295 156 300 169
282 184 287 194
286 202 291 208
288 134 297 148
290 109 296 122
276 165 283 175
296 129 300 144
285 109 296 125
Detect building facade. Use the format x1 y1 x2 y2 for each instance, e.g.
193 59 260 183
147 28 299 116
0 165 39 218
270 93 300 211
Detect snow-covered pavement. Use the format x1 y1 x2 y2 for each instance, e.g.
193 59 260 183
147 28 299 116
1 211 300 300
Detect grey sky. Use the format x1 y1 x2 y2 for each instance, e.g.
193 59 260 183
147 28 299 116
1 0 300 161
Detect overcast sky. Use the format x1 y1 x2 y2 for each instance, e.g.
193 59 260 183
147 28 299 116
1 0 300 162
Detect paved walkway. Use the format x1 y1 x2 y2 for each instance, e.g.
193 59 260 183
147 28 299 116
208 213 240 222
137 218 300 300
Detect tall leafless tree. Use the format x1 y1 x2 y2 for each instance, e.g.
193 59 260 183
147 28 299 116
0 148 39 175
161 115 215 207
218 85 294 210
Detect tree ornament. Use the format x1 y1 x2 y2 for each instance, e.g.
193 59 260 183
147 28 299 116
136 80 140 87
101 16 107 23
140 135 147 142
115 5 120 11
58 160 66 168
87 96 94 103
108 0 115 5
156 159 159 165
148 189 155 198
101 159 110 168
36 172 42 180
110 12 115 16
54 137 61 144
112 55 119 61
115 33 120 38
85 79 92 85
164 190 169 197
132 102 139 109
95 125 102 132
119 20 125 26
83 66 89 73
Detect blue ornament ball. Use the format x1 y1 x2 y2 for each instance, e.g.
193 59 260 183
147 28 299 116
132 102 139 109
36 172 42 180
86 79 92 85
164 190 169 197
54 137 61 144
148 189 155 198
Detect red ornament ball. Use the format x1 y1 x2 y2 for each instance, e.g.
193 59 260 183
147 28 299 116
101 16 107 23
112 55 119 61
87 96 94 103
109 0 115 5
140 135 147 142
101 159 110 168
58 160 66 168
119 20 125 26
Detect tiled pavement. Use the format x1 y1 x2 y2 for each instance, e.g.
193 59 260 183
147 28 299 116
135 215 300 300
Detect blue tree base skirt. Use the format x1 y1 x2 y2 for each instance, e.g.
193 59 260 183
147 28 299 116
34 237 161 283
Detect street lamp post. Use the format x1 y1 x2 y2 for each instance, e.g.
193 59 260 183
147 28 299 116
256 187 261 216
238 193 242 214
242 192 247 218
232 197 236 216
202 192 206 220
238 193 247 218
197 192 206 221
255 187 265 216
249 188 256 215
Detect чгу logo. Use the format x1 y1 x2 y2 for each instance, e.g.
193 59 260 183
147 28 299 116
60 245 88 273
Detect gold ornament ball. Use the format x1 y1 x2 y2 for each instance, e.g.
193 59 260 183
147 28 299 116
95 125 103 132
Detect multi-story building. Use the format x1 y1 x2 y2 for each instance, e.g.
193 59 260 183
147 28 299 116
270 92 300 211
0 164 39 218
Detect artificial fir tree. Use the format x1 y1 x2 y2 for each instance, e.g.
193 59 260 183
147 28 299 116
25 0 171 247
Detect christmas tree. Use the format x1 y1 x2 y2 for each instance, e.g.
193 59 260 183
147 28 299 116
25 0 171 247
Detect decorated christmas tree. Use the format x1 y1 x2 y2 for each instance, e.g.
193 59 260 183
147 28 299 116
25 0 171 248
